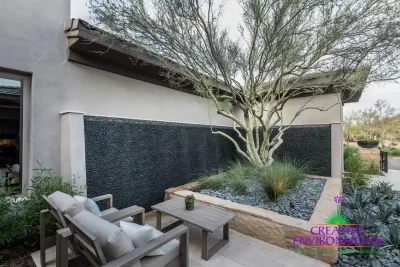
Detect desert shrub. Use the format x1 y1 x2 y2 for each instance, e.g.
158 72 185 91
198 162 252 194
363 161 380 175
198 173 226 191
344 146 380 185
258 161 306 202
344 146 359 163
224 162 253 195
0 165 82 249
389 148 400 157
345 172 372 187
227 179 247 195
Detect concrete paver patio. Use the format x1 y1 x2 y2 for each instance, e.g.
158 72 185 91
31 212 329 267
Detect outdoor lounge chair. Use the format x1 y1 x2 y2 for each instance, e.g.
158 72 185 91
55 213 189 267
41 192 145 267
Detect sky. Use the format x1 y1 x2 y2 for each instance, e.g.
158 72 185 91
71 0 400 117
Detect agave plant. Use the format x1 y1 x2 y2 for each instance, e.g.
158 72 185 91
343 184 358 195
382 224 400 249
373 203 394 223
351 207 378 232
369 187 382 205
375 181 395 199
395 203 400 216
350 189 370 209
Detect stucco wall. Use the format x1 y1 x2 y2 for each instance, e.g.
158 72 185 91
276 93 342 125
0 0 232 187
62 64 233 126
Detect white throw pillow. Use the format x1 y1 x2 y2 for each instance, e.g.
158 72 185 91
74 195 102 216
48 191 84 217
120 221 165 256
73 210 139 265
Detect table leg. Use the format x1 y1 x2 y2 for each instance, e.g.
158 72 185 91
202 222 230 261
201 230 209 260
223 222 229 241
156 211 161 230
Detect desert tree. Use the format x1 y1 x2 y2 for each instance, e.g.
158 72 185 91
89 0 400 166
345 99 399 142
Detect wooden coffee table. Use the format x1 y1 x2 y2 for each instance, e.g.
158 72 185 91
151 198 235 260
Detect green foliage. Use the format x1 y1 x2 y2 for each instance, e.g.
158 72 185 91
375 181 395 199
373 203 394 223
344 146 359 161
344 146 380 182
344 146 380 186
369 187 382 205
258 161 306 202
395 203 400 216
350 207 377 232
228 179 248 195
198 162 252 195
382 224 400 249
0 165 82 249
388 148 400 157
346 172 372 187
349 189 369 209
198 173 226 191
198 160 306 200
184 194 195 203
224 162 253 195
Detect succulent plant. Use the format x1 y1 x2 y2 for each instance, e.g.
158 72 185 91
395 202 400 216
373 203 394 223
350 189 370 209
375 181 394 199
351 207 377 232
184 194 195 203
382 224 400 249
369 187 381 205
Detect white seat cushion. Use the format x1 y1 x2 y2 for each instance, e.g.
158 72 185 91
73 210 137 264
48 191 84 217
140 228 180 267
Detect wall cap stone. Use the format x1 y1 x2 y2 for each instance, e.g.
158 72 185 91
60 110 86 115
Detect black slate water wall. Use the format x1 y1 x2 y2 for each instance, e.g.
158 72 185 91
84 116 331 210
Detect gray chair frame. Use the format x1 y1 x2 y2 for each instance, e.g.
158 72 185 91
57 214 189 267
40 194 145 267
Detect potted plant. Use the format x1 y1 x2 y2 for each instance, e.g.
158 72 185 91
357 140 380 148
184 194 195 211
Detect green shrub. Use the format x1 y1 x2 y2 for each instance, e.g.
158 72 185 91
227 179 247 195
258 161 306 202
345 172 372 187
363 161 380 175
198 162 252 195
344 146 379 185
344 146 359 163
389 148 400 157
198 173 226 190
0 165 82 249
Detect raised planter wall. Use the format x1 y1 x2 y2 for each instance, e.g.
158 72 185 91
165 178 342 265
359 147 381 164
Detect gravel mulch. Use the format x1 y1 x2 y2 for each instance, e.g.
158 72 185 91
198 177 326 221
